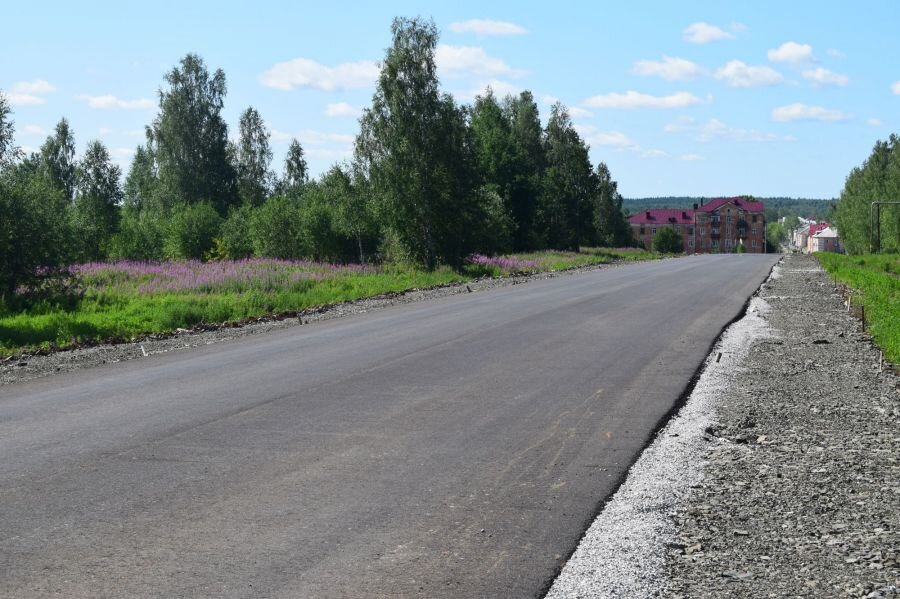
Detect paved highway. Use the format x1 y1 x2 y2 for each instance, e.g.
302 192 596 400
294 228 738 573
0 254 777 598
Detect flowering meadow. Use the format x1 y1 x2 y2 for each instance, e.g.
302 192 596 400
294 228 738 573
0 248 657 355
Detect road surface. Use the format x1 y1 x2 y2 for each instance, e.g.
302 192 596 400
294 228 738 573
0 254 777 598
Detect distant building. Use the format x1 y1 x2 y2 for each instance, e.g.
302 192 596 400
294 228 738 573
808 225 842 253
627 197 766 253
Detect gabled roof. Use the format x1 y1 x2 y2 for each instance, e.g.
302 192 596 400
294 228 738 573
627 209 694 225
813 226 838 238
696 197 765 213
808 223 830 237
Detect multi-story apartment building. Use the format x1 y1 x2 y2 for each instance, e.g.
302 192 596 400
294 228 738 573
628 197 766 254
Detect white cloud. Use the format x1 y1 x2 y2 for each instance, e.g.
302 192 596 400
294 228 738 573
259 58 379 91
297 130 355 145
802 67 848 87
768 42 813 64
7 93 45 106
460 79 524 101
730 21 747 33
683 22 734 44
585 90 705 109
641 149 667 158
111 147 133 160
23 124 48 135
436 45 528 79
568 106 594 118
892 81 900 95
324 102 357 118
827 48 846 58
269 128 292 142
448 19 527 36
306 147 353 160
697 118 782 142
77 94 154 109
663 115 696 133
541 95 559 106
125 129 145 137
99 127 113 135
13 79 56 94
632 56 704 81
867 118 883 127
714 60 783 88
679 153 705 161
771 103 850 122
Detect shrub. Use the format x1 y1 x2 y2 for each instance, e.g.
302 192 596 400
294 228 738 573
250 195 304 258
651 227 683 253
219 204 254 259
108 209 165 261
164 202 222 260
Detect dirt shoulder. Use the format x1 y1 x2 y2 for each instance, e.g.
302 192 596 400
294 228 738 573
667 253 899 597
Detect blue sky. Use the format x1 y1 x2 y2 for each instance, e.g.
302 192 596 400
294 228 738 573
3 0 898 198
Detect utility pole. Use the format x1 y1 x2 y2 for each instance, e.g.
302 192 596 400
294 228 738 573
870 201 900 253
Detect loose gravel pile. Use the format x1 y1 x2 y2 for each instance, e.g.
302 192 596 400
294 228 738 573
667 253 899 598
1 259 641 387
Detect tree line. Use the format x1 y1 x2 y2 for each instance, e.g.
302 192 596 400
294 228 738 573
0 17 632 303
834 133 900 254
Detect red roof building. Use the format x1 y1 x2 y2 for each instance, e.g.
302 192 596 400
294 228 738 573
628 197 766 254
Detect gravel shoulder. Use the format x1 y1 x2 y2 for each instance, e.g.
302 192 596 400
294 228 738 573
548 253 899 598
0 258 654 387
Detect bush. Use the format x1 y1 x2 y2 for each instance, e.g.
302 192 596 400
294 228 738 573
164 202 222 260
109 209 165 261
219 204 254 259
250 195 304 258
0 172 74 304
651 227 683 253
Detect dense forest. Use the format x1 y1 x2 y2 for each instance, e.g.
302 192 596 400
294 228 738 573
0 17 634 305
834 134 900 254
623 197 837 223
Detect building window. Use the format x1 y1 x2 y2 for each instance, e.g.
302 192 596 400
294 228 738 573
640 227 645 235
752 215 757 223
727 215 732 223
651 228 656 234
688 239 694 248
688 227 694 235
674 224 680 232
726 238 733 248
752 226 757 235
700 227 705 235
752 239 758 248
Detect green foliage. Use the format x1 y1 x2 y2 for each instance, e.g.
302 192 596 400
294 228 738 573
593 162 632 247
355 16 480 268
73 140 122 261
539 104 593 251
150 53 237 214
124 143 156 211
279 138 308 195
39 118 77 202
235 106 273 207
835 134 900 254
736 242 746 254
0 168 73 303
0 90 19 167
108 209 165 261
164 202 222 259
250 195 304 258
818 252 900 362
219 204 254 259
652 227 683 253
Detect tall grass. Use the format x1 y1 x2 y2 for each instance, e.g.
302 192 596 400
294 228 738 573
0 248 661 356
817 252 900 363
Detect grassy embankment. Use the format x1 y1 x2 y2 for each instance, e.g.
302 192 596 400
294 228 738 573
0 247 656 356
816 252 900 363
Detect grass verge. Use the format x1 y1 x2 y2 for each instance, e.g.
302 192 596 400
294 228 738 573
816 252 900 363
0 248 661 356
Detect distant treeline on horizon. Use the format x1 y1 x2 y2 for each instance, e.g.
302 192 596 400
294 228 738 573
623 197 837 222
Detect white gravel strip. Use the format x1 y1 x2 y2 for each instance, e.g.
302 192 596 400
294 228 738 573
545 292 774 598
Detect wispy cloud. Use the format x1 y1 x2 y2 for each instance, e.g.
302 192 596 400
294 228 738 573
768 42 813 64
867 118 883 127
23 124 48 135
892 81 900 95
802 67 848 87
584 90 706 109
576 125 640 150
259 58 379 91
436 45 528 79
77 94 154 109
666 117 789 142
297 130 355 145
13 79 56 94
448 19 527 36
324 102 358 118
771 103 850 122
568 106 593 119
641 149 667 158
682 22 733 44
714 61 783 88
679 153 705 161
827 48 846 58
7 93 46 106
632 56 704 81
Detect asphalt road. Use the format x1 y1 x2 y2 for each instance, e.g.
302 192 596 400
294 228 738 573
0 254 777 598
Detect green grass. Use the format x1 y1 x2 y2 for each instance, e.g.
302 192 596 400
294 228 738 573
0 248 662 357
817 252 900 364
